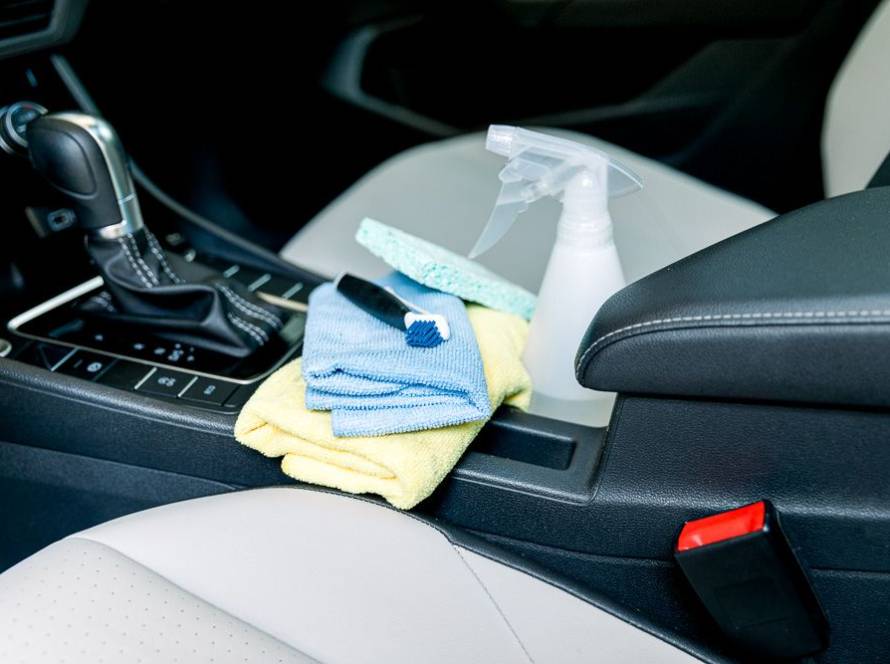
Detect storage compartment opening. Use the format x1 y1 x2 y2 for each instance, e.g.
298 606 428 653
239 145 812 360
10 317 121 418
472 424 576 470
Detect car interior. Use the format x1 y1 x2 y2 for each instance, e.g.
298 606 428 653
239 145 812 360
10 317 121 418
1 0 890 662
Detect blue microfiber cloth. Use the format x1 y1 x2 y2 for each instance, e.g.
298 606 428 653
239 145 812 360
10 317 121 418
301 272 492 437
356 217 537 320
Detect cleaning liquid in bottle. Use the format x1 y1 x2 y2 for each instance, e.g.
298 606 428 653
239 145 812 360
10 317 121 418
471 125 643 419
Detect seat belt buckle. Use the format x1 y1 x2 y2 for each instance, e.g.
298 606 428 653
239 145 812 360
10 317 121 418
675 500 828 659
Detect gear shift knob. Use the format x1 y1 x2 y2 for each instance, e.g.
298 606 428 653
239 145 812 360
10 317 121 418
26 112 144 239
12 108 285 357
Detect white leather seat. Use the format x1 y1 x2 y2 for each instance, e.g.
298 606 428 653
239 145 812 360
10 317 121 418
822 0 890 197
0 487 700 664
281 1 890 290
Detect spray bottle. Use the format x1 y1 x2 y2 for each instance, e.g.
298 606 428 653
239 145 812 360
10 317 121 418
471 125 643 407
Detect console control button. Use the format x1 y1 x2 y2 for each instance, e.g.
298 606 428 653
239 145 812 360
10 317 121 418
283 282 305 302
57 352 113 381
229 266 265 290
224 385 255 410
0 100 47 154
97 361 153 390
136 368 193 398
180 376 238 406
18 342 75 371
25 206 78 237
258 276 299 298
8 102 46 140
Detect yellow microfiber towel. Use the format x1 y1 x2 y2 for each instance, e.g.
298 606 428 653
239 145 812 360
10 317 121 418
234 305 532 509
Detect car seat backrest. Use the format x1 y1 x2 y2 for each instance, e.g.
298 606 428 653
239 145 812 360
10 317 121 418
823 0 890 197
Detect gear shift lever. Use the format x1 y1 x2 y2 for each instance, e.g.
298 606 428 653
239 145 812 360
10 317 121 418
19 110 285 358
27 113 145 238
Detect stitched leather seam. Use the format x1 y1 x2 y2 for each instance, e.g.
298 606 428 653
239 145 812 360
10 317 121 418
323 484 703 660
218 286 277 327
217 284 282 328
144 228 184 284
409 506 705 661
220 285 281 325
453 545 535 664
576 310 890 373
227 313 268 345
118 236 154 289
125 233 160 287
236 314 269 342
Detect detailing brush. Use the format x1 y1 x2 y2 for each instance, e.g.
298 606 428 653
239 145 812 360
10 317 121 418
335 273 450 348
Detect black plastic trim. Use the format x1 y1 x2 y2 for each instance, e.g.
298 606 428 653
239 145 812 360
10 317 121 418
0 0 86 60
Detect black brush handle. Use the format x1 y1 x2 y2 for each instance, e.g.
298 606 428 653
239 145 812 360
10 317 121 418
335 273 409 331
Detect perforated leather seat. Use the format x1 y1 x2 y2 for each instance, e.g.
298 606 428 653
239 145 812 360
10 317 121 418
0 487 702 663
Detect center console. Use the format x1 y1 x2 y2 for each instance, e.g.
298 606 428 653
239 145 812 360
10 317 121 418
0 56 604 575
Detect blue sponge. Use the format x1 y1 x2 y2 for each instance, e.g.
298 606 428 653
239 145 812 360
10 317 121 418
356 218 536 320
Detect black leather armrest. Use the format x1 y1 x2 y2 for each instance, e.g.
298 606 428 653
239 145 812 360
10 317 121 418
576 187 890 408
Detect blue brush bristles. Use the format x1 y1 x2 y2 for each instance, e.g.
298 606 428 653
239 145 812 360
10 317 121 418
403 311 450 347
405 319 444 347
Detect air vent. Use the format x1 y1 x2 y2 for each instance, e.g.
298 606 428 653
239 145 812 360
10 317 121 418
0 0 53 41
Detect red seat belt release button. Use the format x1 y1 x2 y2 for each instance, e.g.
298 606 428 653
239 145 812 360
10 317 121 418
677 501 765 551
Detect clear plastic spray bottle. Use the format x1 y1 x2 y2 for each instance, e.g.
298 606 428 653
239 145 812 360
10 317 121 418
471 126 643 411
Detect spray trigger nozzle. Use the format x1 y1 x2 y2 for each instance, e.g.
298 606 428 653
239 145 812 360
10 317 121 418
469 126 642 259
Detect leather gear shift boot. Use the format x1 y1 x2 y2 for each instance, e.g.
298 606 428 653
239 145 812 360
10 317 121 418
80 226 285 357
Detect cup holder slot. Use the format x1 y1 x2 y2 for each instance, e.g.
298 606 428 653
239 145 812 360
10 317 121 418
472 425 576 470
